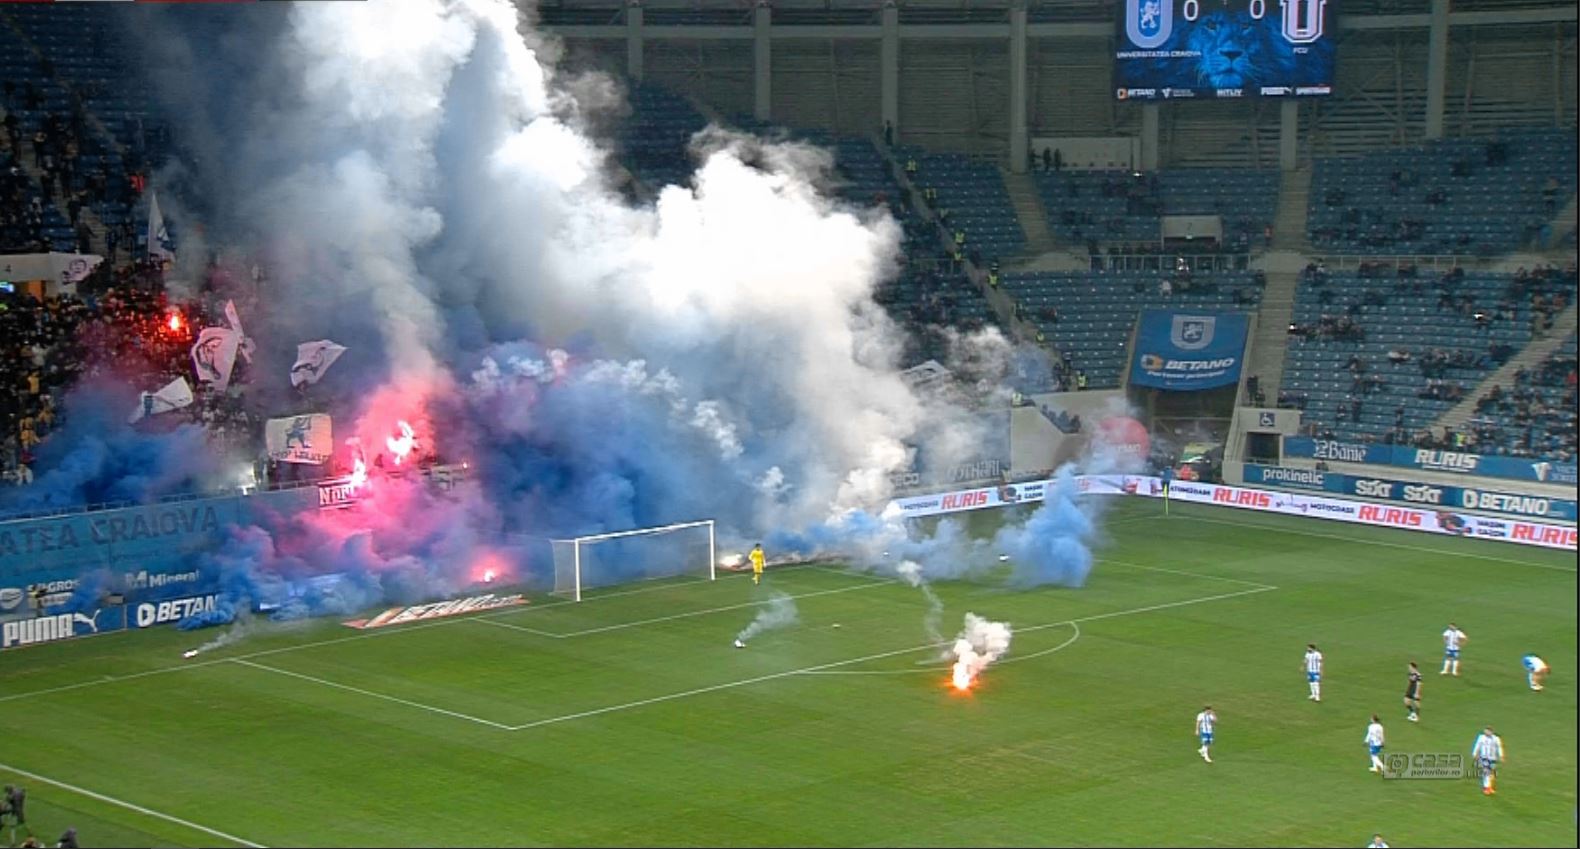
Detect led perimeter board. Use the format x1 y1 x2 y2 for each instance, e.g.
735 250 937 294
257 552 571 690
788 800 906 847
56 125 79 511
1114 0 1336 100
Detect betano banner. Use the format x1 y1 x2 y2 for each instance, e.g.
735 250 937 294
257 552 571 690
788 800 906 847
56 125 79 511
1129 310 1250 390
1283 437 1578 485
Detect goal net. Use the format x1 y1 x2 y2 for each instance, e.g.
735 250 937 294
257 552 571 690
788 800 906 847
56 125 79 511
550 519 716 601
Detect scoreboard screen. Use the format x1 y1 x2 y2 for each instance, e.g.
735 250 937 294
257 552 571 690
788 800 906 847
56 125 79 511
1114 0 1336 101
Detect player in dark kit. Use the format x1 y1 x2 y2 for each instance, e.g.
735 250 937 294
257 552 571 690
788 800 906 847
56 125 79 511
1404 662 1423 722
2 783 31 844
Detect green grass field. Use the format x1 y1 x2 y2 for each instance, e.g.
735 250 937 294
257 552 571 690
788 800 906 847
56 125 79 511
0 497 1574 847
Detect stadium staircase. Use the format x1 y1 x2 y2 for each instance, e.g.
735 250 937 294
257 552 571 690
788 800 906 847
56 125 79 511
1000 169 1058 257
1430 302 1579 434
1243 260 1303 400
1546 193 1577 249
1271 167 1314 252
876 140 1041 349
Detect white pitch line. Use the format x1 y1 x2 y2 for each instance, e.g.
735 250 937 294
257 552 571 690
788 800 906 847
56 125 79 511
0 566 875 707
231 659 516 730
1176 514 1578 573
474 619 568 639
0 760 266 848
512 580 896 639
1097 557 1278 590
506 584 1276 730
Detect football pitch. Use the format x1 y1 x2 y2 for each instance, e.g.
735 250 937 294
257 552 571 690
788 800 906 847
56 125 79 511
0 498 1573 847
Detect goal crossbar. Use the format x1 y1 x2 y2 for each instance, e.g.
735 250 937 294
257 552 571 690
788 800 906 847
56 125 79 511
552 519 716 601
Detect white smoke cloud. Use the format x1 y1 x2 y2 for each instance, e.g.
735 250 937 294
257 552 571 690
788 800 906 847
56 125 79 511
735 591 799 644
896 560 944 646
951 612 1012 689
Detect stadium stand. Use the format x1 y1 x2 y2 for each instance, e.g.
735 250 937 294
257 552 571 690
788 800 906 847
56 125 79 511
897 147 1028 262
1462 328 1577 462
1278 260 1574 448
999 267 1264 390
1307 127 1578 256
617 84 710 193
1034 167 1279 253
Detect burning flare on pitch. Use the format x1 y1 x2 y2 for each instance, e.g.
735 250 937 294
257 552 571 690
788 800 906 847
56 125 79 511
948 613 1012 691
386 420 417 465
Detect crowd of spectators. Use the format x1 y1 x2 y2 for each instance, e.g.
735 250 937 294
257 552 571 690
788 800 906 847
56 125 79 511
1 263 260 489
1462 337 1578 462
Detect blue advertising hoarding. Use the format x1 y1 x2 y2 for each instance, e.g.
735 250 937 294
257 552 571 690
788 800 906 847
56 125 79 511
1243 463 1578 522
1283 437 1579 485
1129 310 1250 390
1114 0 1337 100
0 487 323 617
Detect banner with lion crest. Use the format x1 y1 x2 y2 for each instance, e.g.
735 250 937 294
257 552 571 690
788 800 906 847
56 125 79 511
265 414 334 465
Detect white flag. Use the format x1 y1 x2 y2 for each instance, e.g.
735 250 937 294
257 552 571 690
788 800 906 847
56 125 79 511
59 253 103 284
223 300 255 364
265 414 334 465
191 326 240 391
128 377 194 424
148 190 175 263
291 340 347 388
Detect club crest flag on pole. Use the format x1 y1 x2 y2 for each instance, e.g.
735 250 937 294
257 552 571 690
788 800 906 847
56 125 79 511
148 190 175 263
128 376 194 424
266 414 334 464
291 340 347 388
223 299 256 364
191 326 241 391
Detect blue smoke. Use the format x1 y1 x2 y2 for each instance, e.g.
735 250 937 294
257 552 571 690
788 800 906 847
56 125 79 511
4 3 1121 639
0 382 230 516
991 466 1096 587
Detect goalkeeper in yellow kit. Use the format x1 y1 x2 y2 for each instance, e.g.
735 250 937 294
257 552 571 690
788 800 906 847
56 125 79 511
750 544 765 585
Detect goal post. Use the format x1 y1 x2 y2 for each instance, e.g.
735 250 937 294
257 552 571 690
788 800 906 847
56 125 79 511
550 519 716 601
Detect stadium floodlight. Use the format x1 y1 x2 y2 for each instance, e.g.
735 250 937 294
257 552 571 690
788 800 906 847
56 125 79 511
550 519 716 601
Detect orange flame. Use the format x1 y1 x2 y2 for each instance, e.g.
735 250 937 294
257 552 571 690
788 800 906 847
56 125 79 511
386 420 417 464
167 312 182 332
952 660 974 691
349 457 368 490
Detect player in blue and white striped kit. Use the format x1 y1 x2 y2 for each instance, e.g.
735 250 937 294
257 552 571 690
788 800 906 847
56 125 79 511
1471 726 1504 795
1365 715 1386 774
1195 706 1216 764
1441 623 1468 676
1304 644 1324 702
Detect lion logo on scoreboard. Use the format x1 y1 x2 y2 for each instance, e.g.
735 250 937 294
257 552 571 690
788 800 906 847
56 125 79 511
1178 10 1299 89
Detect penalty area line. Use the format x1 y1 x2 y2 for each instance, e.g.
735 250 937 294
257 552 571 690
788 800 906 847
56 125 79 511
231 659 517 730
0 760 266 848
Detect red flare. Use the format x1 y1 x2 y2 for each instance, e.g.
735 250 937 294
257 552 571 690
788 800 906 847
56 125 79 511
167 312 182 333
349 457 368 490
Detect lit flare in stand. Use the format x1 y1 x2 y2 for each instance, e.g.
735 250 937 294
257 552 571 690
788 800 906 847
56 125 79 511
167 312 183 333
349 456 369 490
386 420 417 465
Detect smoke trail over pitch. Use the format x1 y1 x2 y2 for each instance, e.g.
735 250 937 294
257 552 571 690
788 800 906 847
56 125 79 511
735 592 799 646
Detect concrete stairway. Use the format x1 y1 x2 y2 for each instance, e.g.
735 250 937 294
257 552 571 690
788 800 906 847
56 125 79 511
1243 252 1305 400
1270 167 1313 252
1432 303 1578 434
1000 168 1058 255
1544 193 1577 250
